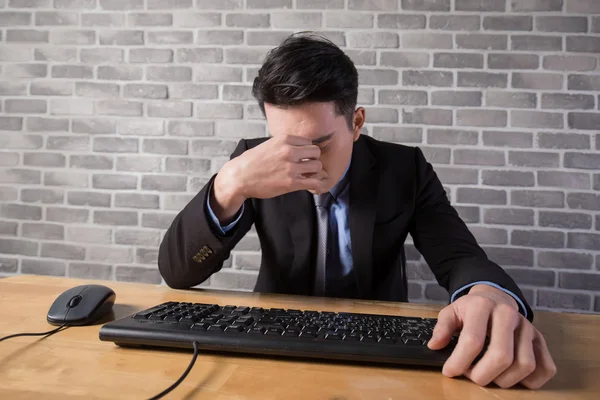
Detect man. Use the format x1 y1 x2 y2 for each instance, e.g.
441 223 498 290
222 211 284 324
158 33 556 389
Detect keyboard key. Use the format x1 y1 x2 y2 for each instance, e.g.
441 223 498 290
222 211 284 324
403 338 422 345
148 314 165 321
248 327 266 335
191 323 208 331
180 315 199 323
283 329 300 337
207 324 227 332
266 327 283 336
343 334 361 341
225 326 244 333
325 333 342 340
164 315 180 322
249 307 264 314
232 307 250 315
133 313 150 320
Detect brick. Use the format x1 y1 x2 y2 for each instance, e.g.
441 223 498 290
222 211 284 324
271 11 321 28
0 188 18 203
94 210 138 226
417 147 451 164
349 32 398 49
488 54 538 70
511 190 564 208
470 227 508 245
22 222 64 240
167 121 213 137
0 169 40 185
147 30 193 45
511 0 563 11
542 93 594 110
117 120 165 137
191 140 238 157
246 31 290 47
72 118 116 135
594 174 600 191
483 16 532 31
560 271 600 291
0 12 30 27
568 112 600 130
75 82 120 98
115 266 162 284
536 17 587 33
93 174 137 190
31 81 72 96
506 268 555 287
88 246 133 264
486 91 536 109
540 211 592 229
129 13 172 27
296 0 343 8
512 110 563 129
115 193 159 209
173 12 220 27
567 193 600 211
51 65 93 79
67 191 111 208
482 170 535 187
26 117 68 132
456 0 504 11
512 35 562 51
512 230 564 248
116 156 161 173
177 48 221 64
69 263 113 280
437 54 484 72
377 14 424 31
5 99 46 114
100 0 143 9
80 48 123 63
50 99 94 116
379 90 427 106
196 65 243 83
3 63 47 79
568 74 600 91
403 108 452 126
22 259 66 277
50 30 95 45
247 0 291 8
21 188 63 204
457 71 507 88
538 291 590 311
70 155 113 170
44 171 89 188
0 221 18 235
222 85 253 102
456 34 507 50
142 212 176 229
0 117 24 131
428 129 478 145
567 36 600 54
538 171 590 190
165 158 211 175
327 12 373 28
129 49 173 64
41 243 85 260
379 52 429 69
147 66 191 82
136 248 158 265
23 153 66 167
115 230 160 247
514 72 562 90
196 30 243 46
35 11 78 26
6 29 48 43
46 136 90 151
8 0 51 7
148 102 193 118
97 100 142 117
0 82 27 96
402 71 452 88
141 175 187 192
539 133 590 150
565 153 600 170
0 238 38 256
485 247 534 267
66 227 112 244
429 16 480 32
457 110 507 128
402 33 452 49
143 139 188 155
348 0 397 10
46 207 89 223
34 48 77 62
0 153 19 167
544 55 596 72
345 50 377 66
509 151 560 168
225 48 269 65
0 204 41 221
0 257 18 274
81 13 124 27
539 251 593 270
457 188 507 205
435 167 478 184
567 0 600 13
123 84 167 101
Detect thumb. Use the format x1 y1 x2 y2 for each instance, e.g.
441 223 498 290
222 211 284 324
428 305 461 350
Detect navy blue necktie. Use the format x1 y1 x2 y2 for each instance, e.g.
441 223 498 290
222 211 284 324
313 192 333 296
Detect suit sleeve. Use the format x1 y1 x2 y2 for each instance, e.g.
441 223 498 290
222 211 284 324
408 147 534 321
158 139 254 289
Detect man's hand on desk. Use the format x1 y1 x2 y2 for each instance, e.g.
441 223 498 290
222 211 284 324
427 284 557 389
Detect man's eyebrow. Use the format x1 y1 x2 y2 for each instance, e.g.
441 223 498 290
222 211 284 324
311 133 334 145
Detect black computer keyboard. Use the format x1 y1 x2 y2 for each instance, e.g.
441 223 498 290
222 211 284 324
99 301 465 367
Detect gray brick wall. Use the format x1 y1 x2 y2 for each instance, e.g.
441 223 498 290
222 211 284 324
1 0 599 314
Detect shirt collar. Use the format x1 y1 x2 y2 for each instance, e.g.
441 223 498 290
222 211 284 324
329 157 351 200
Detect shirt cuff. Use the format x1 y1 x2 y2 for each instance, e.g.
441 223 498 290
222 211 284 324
450 281 528 320
206 185 244 235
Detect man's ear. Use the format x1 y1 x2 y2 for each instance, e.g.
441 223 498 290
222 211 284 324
352 107 366 142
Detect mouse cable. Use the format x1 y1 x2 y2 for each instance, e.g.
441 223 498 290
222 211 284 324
0 323 68 342
148 341 200 400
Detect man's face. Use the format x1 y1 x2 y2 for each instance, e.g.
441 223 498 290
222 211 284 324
264 102 365 194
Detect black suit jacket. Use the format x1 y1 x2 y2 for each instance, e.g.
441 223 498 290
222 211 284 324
158 135 533 321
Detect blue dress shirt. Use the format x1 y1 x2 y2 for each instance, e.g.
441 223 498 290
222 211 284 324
206 164 527 318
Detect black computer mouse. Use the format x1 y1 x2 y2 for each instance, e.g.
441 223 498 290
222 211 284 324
47 284 116 326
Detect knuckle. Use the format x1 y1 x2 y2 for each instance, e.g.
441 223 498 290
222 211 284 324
520 359 537 376
460 332 485 350
496 303 519 318
488 350 513 370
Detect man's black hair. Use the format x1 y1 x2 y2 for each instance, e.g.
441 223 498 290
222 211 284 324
252 32 359 129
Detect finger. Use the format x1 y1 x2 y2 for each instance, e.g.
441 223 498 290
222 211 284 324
493 321 536 389
293 177 326 193
442 298 493 378
293 145 321 162
465 304 519 386
428 306 461 351
520 330 557 390
283 135 313 147
296 160 323 176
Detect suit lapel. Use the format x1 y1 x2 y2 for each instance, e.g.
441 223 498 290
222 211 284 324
279 189 314 294
349 136 378 298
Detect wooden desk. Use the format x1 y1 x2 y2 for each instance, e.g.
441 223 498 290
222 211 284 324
0 275 598 399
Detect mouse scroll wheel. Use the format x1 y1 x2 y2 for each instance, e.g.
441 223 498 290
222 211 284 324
68 295 83 308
